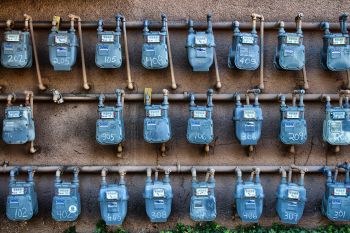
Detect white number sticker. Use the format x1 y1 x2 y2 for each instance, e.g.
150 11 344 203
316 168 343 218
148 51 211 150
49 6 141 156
334 187 347 196
153 188 165 197
288 190 300 199
106 190 119 200
8 110 20 118
101 111 114 119
286 111 300 119
101 34 114 42
148 109 162 117
286 36 300 44
244 188 256 197
12 187 24 195
243 110 256 119
332 111 346 119
333 37 346 45
6 34 20 42
193 110 207 118
195 188 209 196
195 35 208 45
55 35 68 44
242 36 254 44
58 188 71 196
147 35 160 43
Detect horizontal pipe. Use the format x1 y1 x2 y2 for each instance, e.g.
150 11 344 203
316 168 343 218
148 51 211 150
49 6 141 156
0 20 346 31
0 165 327 174
0 93 339 103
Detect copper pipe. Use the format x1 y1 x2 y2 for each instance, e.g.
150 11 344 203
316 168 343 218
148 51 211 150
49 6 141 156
6 93 16 107
346 70 350 89
213 49 222 89
68 14 90 90
121 16 134 90
24 91 37 154
24 14 46 91
252 13 265 90
163 14 177 90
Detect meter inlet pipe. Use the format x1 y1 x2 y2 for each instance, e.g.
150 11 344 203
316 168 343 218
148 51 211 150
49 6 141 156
68 14 90 91
6 93 15 107
24 14 46 91
25 91 37 154
116 89 125 158
295 14 309 90
162 14 177 90
120 15 134 90
252 13 264 90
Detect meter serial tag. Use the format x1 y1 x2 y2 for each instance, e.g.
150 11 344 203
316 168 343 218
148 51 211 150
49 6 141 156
288 190 300 199
147 35 160 43
195 35 208 45
101 34 114 42
6 34 20 42
334 187 347 196
153 188 165 198
331 111 346 119
106 190 119 200
195 187 209 196
101 111 115 119
8 110 20 118
148 109 162 117
243 110 256 119
58 188 71 196
55 35 68 44
286 111 300 119
286 36 300 44
244 188 256 197
193 110 207 118
242 36 254 44
12 187 24 195
333 37 346 45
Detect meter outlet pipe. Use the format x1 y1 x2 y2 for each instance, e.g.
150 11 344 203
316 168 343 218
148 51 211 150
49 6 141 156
297 14 310 90
24 14 47 91
25 91 37 154
252 13 265 90
68 14 90 91
120 15 134 90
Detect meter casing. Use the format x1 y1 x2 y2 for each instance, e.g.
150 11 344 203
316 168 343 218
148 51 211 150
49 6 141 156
99 173 128 225
276 169 306 224
3 105 35 144
52 170 80 221
322 165 350 221
48 27 78 71
187 89 214 145
234 168 264 222
228 22 260 70
6 169 38 221
279 94 307 145
186 15 214 72
143 170 173 222
233 93 263 145
274 27 305 70
95 18 122 68
96 91 125 145
323 96 350 145
1 30 32 68
141 17 168 69
190 169 216 221
144 93 171 144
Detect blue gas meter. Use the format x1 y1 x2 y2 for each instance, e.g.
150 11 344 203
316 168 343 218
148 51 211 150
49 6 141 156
99 168 129 225
3 92 36 153
190 168 216 221
96 89 125 156
186 14 215 72
187 89 214 152
48 16 78 71
321 13 350 71
95 16 122 68
276 166 307 224
144 89 171 144
322 163 350 221
1 18 32 68
234 167 264 222
274 14 305 71
141 15 168 69
6 168 38 221
233 89 263 154
279 90 307 149
323 92 350 147
228 16 260 70
52 168 80 222
144 168 173 222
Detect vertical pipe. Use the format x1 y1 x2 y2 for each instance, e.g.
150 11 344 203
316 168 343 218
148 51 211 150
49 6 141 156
121 15 134 90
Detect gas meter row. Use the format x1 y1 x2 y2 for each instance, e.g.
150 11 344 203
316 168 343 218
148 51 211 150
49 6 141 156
2 13 350 90
5 164 350 224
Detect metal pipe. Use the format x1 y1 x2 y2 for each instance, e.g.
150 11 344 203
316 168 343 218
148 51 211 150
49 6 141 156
163 14 177 90
121 15 134 90
0 165 334 174
252 13 264 90
0 93 341 102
